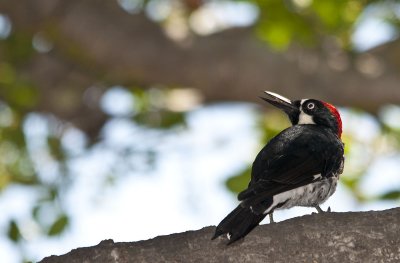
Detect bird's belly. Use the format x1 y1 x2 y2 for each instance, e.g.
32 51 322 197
271 177 338 211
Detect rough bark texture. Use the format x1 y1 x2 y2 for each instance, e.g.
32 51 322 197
40 207 400 263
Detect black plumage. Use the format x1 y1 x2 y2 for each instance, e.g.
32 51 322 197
212 92 344 244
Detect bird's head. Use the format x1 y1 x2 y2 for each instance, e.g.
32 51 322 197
261 91 342 138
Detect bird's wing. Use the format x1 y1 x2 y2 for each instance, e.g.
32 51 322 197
238 126 343 206
238 149 322 202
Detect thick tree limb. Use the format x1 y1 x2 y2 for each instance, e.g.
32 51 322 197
40 208 400 262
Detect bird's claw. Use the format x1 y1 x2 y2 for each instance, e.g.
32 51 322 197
314 205 332 213
269 213 275 224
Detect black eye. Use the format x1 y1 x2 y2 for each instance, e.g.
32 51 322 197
307 102 315 110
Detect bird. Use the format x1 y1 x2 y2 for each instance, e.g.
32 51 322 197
212 91 344 244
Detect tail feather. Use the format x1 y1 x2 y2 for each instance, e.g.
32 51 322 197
212 205 267 244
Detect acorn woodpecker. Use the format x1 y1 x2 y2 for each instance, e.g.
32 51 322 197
212 91 344 244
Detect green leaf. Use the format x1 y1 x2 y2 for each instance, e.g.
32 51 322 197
257 22 293 50
4 31 35 64
9 84 38 109
225 166 251 194
32 205 40 221
379 190 400 201
47 136 66 161
134 110 185 129
7 220 21 242
1 127 26 148
48 214 69 236
0 63 16 85
158 111 185 128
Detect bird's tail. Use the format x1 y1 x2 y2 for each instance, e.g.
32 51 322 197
211 205 267 244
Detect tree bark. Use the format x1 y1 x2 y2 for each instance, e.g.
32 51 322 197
40 207 400 263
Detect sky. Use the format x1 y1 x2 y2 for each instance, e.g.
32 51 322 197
0 1 400 262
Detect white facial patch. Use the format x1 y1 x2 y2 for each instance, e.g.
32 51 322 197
298 99 315 125
299 112 314 124
264 91 292 104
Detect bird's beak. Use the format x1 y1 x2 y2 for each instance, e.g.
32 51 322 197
260 91 298 116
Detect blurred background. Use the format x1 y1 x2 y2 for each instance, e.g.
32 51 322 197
0 0 399 262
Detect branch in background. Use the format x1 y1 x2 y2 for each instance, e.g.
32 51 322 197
40 208 400 262
1 0 400 136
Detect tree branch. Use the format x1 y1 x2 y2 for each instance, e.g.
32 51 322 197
40 208 400 262
2 0 400 135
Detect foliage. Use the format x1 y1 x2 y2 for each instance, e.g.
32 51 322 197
250 0 366 49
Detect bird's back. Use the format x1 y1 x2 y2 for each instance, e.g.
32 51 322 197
239 124 344 209
251 124 343 183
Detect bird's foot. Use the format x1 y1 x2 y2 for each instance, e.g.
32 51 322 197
269 213 275 223
314 205 331 213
